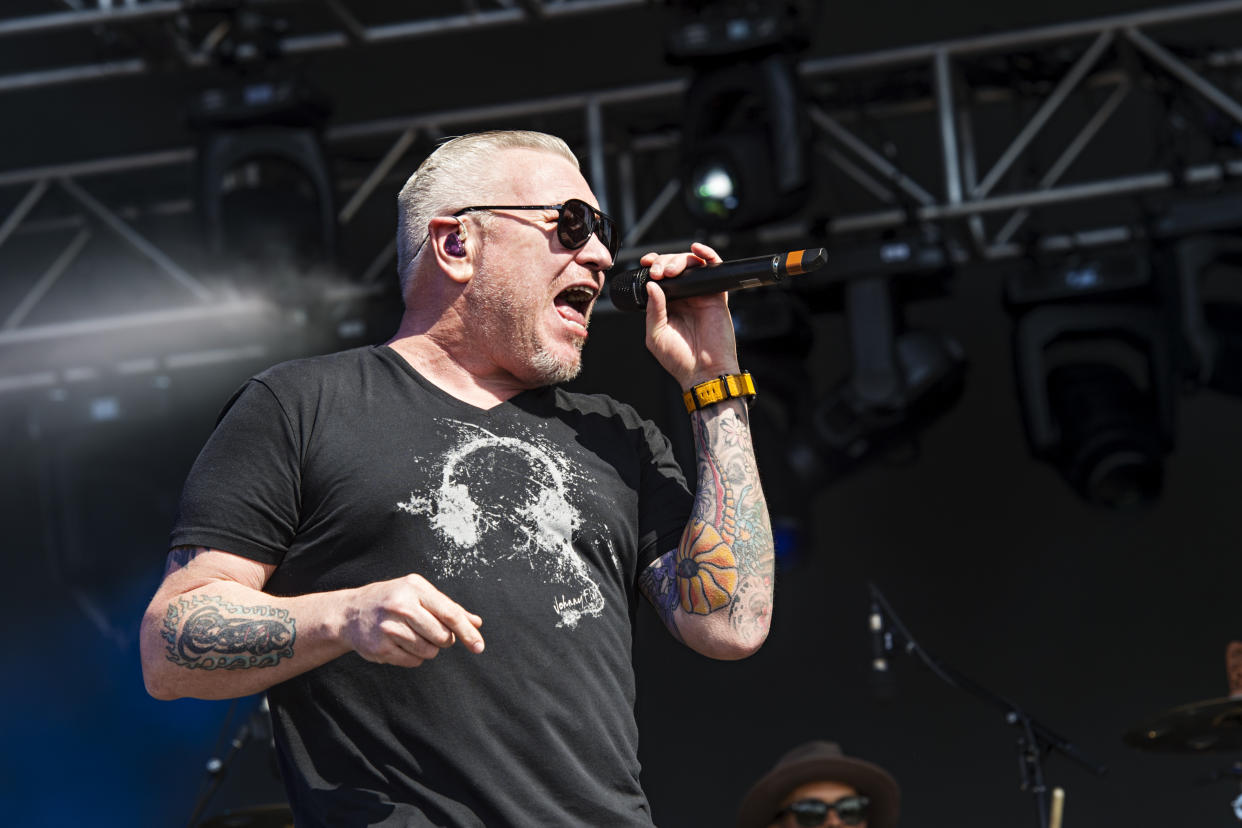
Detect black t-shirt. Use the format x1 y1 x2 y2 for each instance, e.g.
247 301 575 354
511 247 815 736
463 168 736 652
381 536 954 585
170 345 693 827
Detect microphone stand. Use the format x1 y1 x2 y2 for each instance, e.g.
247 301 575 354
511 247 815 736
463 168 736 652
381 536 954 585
868 583 1106 828
185 695 271 828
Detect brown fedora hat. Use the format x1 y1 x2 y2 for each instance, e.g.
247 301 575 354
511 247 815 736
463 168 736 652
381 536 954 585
736 741 900 828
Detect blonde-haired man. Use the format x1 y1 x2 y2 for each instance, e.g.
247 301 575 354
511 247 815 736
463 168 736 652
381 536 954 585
141 130 774 825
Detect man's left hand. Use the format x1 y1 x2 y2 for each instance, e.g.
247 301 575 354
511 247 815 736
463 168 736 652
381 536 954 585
640 241 740 391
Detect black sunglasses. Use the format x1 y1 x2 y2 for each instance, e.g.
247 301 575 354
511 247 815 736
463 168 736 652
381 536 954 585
777 795 870 827
453 199 620 261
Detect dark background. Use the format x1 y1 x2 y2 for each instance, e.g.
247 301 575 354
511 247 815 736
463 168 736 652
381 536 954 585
3 1 1242 826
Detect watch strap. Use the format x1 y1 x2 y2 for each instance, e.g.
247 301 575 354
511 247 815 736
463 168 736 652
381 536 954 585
683 372 756 413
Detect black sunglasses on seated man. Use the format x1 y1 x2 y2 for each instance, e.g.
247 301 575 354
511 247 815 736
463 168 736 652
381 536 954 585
777 795 870 827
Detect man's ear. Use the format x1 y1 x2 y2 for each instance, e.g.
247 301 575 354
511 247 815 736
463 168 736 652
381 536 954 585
428 216 473 283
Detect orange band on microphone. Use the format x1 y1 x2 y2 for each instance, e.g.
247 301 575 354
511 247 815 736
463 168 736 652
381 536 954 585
785 249 806 275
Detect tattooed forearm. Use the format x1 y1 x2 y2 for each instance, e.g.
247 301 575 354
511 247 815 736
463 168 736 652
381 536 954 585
728 577 772 639
675 521 738 614
161 594 295 670
677 402 773 631
638 553 685 644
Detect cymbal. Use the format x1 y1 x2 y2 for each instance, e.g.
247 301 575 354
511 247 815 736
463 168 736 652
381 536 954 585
1124 696 1242 753
199 803 293 828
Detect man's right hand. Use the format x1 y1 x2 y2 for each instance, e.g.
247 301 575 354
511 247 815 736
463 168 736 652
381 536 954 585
343 573 485 666
141 547 485 701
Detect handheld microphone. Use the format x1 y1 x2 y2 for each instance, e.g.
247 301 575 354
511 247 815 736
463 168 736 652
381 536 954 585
870 600 896 700
607 248 828 313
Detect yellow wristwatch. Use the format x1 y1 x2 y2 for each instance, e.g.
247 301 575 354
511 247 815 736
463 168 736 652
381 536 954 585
682 372 757 413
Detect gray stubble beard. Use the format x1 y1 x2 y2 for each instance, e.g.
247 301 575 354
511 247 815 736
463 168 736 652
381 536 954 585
529 337 586 385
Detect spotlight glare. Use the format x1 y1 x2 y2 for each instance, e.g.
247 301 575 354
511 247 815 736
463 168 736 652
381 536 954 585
688 162 740 220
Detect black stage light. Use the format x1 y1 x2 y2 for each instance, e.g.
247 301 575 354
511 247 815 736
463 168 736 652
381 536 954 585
802 228 966 469
680 55 810 229
195 113 336 269
1045 361 1164 508
1007 251 1176 510
665 1 816 230
813 277 967 466
1173 234 1242 398
186 4 336 281
814 290 968 466
1199 301 1242 396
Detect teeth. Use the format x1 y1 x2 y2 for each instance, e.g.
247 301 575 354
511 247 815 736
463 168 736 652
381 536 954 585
559 286 597 306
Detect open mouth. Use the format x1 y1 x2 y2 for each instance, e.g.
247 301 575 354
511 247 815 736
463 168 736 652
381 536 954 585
554 285 598 330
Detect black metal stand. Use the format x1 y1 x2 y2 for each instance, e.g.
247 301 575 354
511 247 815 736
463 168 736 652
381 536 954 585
185 695 272 828
869 583 1106 828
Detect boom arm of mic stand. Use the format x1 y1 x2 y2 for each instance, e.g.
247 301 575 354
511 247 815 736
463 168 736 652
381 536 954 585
867 582 1106 827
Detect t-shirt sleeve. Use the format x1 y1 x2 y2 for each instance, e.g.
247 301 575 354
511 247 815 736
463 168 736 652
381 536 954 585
635 416 694 574
168 378 302 566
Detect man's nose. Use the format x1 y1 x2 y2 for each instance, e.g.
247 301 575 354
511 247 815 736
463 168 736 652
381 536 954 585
578 229 614 272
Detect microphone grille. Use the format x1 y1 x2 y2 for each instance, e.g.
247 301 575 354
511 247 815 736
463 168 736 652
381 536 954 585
607 268 649 313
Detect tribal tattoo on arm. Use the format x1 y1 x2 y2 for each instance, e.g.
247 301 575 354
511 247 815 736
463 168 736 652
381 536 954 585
642 402 774 644
161 594 296 670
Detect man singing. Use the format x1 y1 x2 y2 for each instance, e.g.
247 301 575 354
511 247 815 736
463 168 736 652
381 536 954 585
141 130 774 826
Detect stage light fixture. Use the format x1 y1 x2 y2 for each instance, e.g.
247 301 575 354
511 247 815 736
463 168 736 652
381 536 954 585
665 1 816 230
186 4 336 284
1007 250 1176 510
1172 234 1242 398
813 276 967 468
715 230 963 566
787 227 966 471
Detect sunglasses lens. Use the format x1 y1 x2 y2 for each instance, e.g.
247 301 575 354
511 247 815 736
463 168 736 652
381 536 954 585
597 213 619 259
836 796 868 826
559 200 619 260
557 200 591 249
789 800 829 827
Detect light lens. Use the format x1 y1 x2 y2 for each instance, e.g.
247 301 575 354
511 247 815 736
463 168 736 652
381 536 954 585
687 161 740 221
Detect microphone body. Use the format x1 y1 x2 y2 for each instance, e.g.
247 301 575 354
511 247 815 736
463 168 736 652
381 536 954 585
608 248 827 312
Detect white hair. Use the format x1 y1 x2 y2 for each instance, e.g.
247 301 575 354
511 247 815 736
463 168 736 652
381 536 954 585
395 130 579 292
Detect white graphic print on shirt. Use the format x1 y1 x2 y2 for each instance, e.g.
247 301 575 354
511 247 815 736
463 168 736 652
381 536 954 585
395 419 608 629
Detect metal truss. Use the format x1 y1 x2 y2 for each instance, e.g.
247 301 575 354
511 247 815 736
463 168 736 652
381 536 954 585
7 0 1242 394
0 0 647 93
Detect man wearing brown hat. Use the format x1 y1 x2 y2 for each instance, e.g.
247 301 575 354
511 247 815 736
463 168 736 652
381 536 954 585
736 741 901 828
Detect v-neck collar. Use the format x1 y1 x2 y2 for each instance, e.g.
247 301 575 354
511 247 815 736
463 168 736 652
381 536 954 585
375 344 553 417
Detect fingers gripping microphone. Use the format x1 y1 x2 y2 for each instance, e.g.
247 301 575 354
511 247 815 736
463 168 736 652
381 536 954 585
607 248 828 312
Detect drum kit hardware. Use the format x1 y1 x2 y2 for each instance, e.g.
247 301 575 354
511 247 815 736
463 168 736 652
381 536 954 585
1123 695 1242 754
1123 642 1242 821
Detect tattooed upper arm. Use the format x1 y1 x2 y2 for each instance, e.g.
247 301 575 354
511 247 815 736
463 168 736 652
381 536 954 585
163 545 207 579
159 546 275 592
